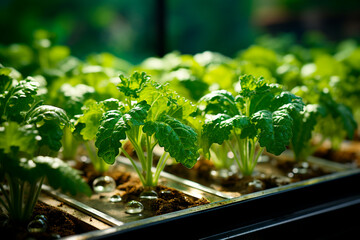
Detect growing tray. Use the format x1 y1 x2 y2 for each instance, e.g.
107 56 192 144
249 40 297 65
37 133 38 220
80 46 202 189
39 153 360 239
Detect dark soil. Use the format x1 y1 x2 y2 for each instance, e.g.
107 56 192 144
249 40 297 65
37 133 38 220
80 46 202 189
0 201 96 240
119 183 210 216
76 161 210 217
108 168 210 215
313 142 360 167
164 155 331 195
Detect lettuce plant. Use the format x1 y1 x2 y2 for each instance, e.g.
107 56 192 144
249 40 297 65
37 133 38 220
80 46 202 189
199 75 304 176
0 122 92 223
75 98 121 173
0 66 69 155
290 88 357 161
94 72 199 187
0 67 91 223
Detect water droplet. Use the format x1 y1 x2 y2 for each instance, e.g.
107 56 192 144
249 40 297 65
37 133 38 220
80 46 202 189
211 168 236 182
125 200 144 214
258 155 270 163
92 176 116 193
140 189 158 200
292 167 308 175
160 190 172 195
34 214 48 223
300 162 309 168
80 155 91 164
247 179 265 192
27 219 47 233
109 195 122 203
51 233 61 239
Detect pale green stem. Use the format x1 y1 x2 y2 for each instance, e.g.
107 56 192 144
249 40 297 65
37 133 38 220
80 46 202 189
254 147 265 167
120 147 146 185
236 136 247 171
27 178 44 218
153 151 170 185
248 139 256 172
127 134 147 170
18 181 25 219
145 135 154 186
62 127 78 160
23 177 44 221
225 140 241 168
8 175 20 219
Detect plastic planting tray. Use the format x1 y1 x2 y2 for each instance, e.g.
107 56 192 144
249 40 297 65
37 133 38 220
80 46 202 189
40 153 360 239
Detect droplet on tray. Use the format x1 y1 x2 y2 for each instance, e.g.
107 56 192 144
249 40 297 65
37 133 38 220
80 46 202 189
247 179 265 192
51 233 61 239
125 200 144 214
92 176 116 193
160 190 172 195
34 214 48 223
27 219 47 233
109 195 122 203
140 189 158 200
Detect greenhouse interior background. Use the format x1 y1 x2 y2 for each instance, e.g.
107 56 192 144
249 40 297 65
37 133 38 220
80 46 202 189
1 0 360 63
2 0 360 239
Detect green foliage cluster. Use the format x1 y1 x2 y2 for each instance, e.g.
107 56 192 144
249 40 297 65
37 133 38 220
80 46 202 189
0 31 359 222
0 65 91 223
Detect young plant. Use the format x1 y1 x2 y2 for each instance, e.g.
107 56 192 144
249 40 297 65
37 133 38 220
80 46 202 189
95 71 199 187
290 88 357 161
54 83 95 160
0 122 92 223
75 98 121 174
0 68 91 223
0 66 70 155
199 75 304 176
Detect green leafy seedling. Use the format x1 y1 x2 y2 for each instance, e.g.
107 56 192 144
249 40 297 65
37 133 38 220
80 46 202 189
95 72 199 187
199 75 304 176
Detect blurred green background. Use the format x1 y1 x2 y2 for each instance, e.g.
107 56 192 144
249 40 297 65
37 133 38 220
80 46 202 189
1 0 360 64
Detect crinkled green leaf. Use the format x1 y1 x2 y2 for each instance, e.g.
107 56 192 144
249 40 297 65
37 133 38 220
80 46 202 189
336 104 357 139
26 105 69 127
143 114 199 168
78 100 105 140
319 92 357 139
238 75 282 115
251 110 273 146
36 122 64 151
95 102 150 164
78 98 121 141
0 121 39 156
200 114 233 153
25 105 69 151
199 90 239 116
117 71 150 98
291 104 326 161
138 82 170 121
101 98 121 111
270 91 305 113
166 93 198 121
122 100 150 126
252 109 293 155
200 114 250 157
5 77 39 122
95 110 125 164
